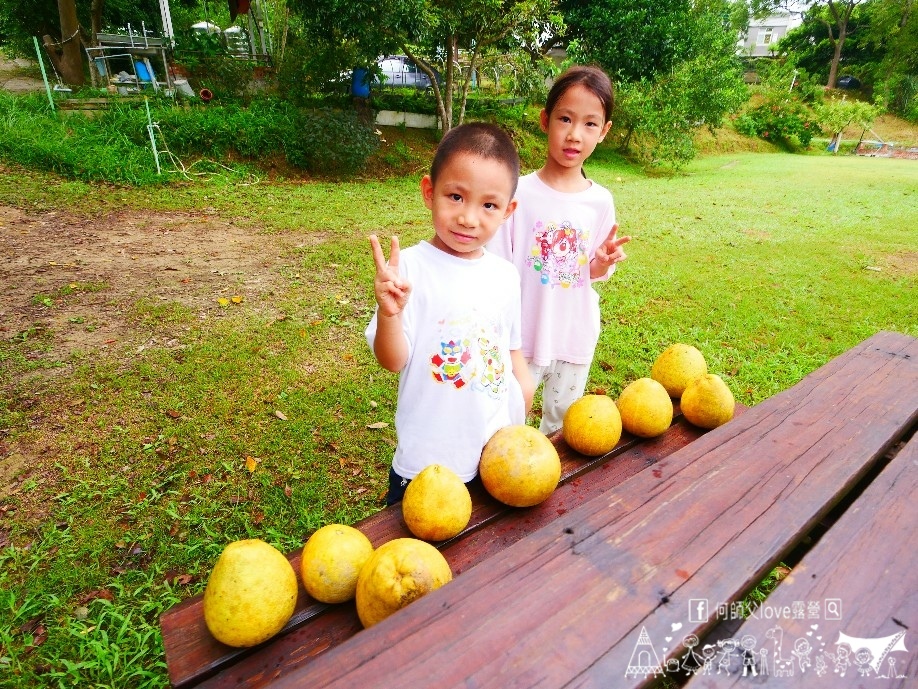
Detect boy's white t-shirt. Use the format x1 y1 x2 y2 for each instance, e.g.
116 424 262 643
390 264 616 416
365 241 525 482
488 172 616 367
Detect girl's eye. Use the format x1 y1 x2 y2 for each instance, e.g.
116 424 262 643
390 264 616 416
450 193 462 202
559 115 571 123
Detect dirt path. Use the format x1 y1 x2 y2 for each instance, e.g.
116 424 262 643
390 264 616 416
0 205 293 372
0 55 44 94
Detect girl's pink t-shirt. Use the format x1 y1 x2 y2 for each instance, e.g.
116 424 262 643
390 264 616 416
488 172 616 366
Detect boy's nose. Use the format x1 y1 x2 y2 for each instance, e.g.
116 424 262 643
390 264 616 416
459 211 477 227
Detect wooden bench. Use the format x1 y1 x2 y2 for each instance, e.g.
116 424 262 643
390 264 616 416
162 330 917 688
161 401 726 687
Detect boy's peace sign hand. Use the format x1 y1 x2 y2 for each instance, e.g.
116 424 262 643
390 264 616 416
593 224 632 270
370 234 411 317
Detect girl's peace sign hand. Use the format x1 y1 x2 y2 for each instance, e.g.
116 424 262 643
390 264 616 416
593 224 631 269
370 234 411 317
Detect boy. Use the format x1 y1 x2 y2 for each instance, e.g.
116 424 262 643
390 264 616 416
367 123 534 505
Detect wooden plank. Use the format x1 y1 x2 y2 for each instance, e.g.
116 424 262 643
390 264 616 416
162 402 696 687
196 413 732 688
683 432 918 688
262 331 918 689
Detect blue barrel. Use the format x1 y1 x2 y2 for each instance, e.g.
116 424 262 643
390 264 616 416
351 68 370 98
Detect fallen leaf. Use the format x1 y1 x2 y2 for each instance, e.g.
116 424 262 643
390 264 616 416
75 589 114 605
217 297 230 307
253 511 265 525
366 422 389 430
245 455 260 473
231 295 244 304
284 484 292 498
355 487 367 494
165 409 181 419
274 410 288 421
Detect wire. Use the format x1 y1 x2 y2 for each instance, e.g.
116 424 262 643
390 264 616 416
44 28 81 47
148 120 260 184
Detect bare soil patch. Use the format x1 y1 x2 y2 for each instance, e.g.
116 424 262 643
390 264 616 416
0 204 295 374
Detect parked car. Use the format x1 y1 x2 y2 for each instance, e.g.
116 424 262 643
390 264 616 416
836 75 862 89
376 55 437 89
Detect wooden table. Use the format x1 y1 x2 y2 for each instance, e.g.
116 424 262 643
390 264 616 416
161 330 918 688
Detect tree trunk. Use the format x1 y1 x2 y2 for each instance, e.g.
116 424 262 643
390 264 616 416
825 0 856 89
91 0 105 39
55 0 85 86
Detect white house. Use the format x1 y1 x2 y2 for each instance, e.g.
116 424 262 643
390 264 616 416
738 11 803 57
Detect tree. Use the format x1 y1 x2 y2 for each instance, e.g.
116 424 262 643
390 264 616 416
754 0 871 87
561 0 748 166
815 95 881 150
774 3 880 82
291 0 562 133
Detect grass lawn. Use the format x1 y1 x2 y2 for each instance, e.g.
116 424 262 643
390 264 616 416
0 149 916 687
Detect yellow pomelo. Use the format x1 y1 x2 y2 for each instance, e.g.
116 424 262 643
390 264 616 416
479 424 561 507
617 377 674 438
681 374 735 429
562 394 622 456
651 343 708 398
203 539 298 647
300 524 374 604
402 464 472 542
355 537 452 628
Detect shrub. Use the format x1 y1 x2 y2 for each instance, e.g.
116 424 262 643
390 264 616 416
0 93 381 183
734 97 820 148
283 107 380 175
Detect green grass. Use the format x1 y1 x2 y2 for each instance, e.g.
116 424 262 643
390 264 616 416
0 150 916 687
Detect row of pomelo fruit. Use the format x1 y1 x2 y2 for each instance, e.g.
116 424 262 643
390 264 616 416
562 342 736 457
202 343 735 649
202 427 561 648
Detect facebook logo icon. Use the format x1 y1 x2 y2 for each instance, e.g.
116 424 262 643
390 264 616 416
688 599 708 622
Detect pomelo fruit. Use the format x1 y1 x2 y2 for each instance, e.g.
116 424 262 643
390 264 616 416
562 394 622 456
203 539 298 647
617 377 674 438
300 524 374 604
355 537 452 628
681 373 735 429
651 343 708 398
402 464 472 542
479 424 561 507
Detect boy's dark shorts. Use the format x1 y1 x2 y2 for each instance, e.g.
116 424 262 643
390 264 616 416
385 467 481 506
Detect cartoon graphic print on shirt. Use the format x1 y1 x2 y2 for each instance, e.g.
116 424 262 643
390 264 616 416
428 315 508 398
430 338 472 388
527 220 590 288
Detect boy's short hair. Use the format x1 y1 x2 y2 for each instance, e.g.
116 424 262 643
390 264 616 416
430 123 520 196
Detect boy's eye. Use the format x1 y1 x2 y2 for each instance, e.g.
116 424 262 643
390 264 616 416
449 193 462 202
484 202 497 210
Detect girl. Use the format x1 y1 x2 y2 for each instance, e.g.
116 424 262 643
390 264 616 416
488 65 631 434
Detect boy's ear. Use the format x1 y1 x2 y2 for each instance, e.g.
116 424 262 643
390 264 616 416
420 175 434 208
539 109 549 133
503 198 518 221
